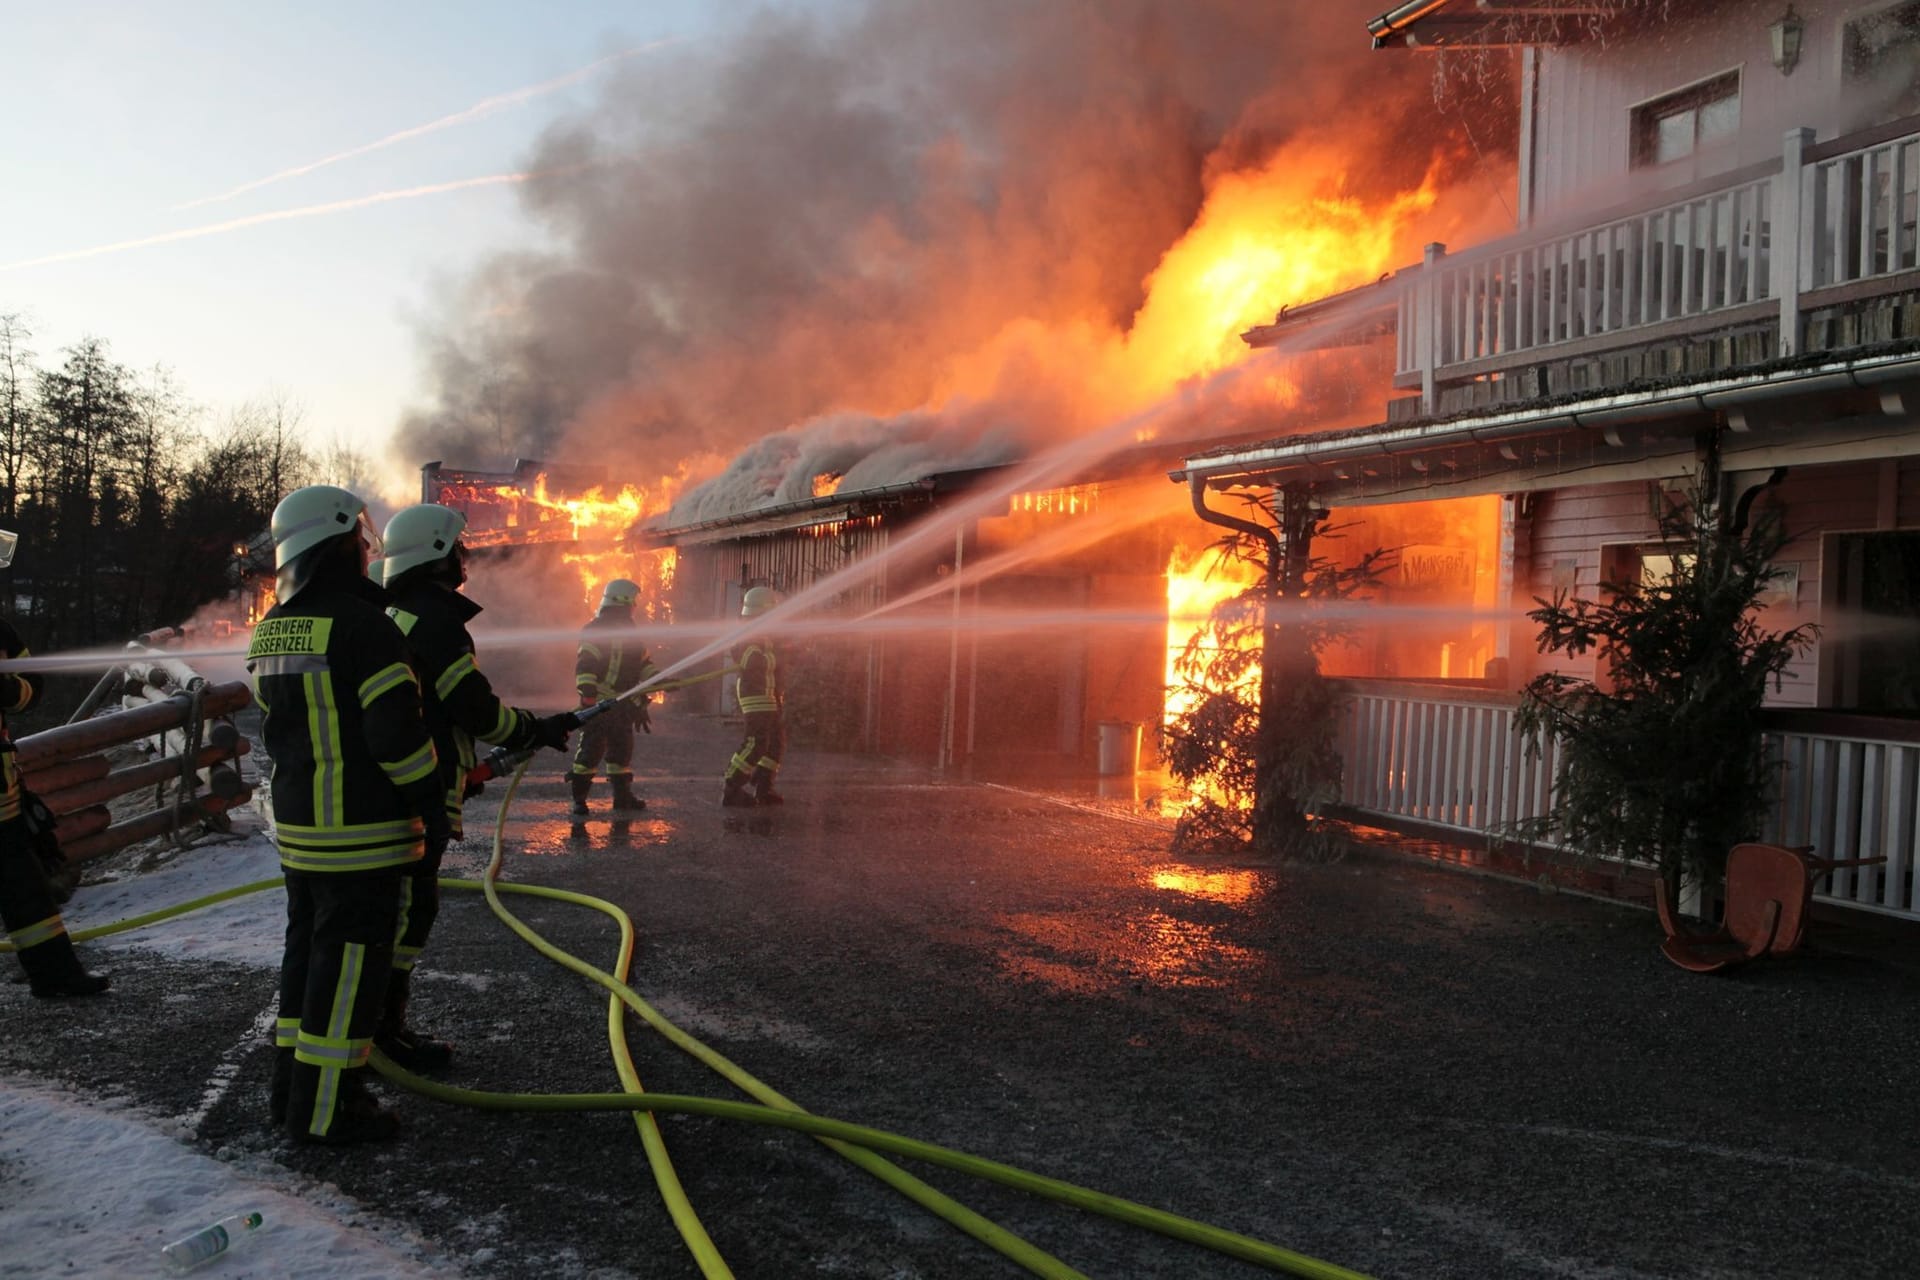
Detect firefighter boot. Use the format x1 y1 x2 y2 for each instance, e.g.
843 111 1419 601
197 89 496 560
269 1047 293 1128
18 933 110 999
609 774 646 813
569 774 593 818
750 766 785 806
374 969 453 1073
721 774 753 807
289 1065 401 1146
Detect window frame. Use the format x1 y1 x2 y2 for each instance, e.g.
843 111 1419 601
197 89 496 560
1629 69 1744 170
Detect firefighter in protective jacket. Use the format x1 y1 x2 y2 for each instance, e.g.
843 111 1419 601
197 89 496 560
722 586 786 807
570 579 657 817
247 485 447 1145
377 503 574 1070
0 528 109 998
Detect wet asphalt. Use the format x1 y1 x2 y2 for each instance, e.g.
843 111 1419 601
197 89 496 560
5 706 1919 1279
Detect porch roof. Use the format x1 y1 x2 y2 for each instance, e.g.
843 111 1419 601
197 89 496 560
1173 339 1920 503
1368 0 1629 50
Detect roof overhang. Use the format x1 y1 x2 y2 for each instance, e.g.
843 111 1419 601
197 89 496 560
1369 0 1624 50
1173 347 1920 507
1242 272 1406 351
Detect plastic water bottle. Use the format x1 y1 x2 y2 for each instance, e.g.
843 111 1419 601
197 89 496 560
160 1212 264 1273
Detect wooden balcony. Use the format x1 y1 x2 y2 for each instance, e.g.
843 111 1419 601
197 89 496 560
1394 117 1920 421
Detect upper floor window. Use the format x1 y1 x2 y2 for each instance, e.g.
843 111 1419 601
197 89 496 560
1844 1 1920 119
1631 72 1741 169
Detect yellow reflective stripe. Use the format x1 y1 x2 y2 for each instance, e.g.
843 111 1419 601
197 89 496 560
578 642 604 660
387 608 421 635
274 1016 300 1049
380 740 437 787
4 649 32 711
482 704 516 743
358 662 415 708
435 653 476 702
294 1031 370 1066
276 818 423 844
328 943 363 1040
393 878 415 957
739 695 779 713
278 846 420 873
9 914 67 949
303 672 342 829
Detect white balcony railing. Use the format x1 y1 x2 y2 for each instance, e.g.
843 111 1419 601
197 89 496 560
1334 683 1920 924
1396 120 1920 394
1808 130 1920 289
1399 179 1775 372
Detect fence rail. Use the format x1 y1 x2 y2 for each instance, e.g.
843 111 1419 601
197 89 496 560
1333 684 1920 924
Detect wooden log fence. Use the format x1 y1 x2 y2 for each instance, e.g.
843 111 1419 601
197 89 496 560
16 661 255 869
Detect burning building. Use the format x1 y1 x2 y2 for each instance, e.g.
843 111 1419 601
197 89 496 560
1177 0 1920 922
420 458 677 704
644 455 1197 779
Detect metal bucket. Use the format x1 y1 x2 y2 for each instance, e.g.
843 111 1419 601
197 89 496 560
1095 721 1141 776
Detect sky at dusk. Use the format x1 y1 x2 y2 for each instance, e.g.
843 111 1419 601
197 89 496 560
0 1 831 502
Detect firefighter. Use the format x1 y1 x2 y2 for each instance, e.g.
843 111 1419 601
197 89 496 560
722 585 786 807
247 485 448 1145
570 579 657 818
377 503 575 1070
0 528 109 998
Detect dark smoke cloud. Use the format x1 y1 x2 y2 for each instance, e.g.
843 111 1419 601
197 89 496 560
396 0 1514 517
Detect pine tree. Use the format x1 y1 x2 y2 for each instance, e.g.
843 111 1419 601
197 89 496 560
1515 470 1816 894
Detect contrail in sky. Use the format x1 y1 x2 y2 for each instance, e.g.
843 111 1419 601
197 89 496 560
0 173 537 271
170 38 677 212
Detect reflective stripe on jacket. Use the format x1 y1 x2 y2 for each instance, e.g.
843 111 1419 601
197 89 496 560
246 579 442 873
0 617 44 823
735 641 779 715
388 582 537 833
575 612 656 701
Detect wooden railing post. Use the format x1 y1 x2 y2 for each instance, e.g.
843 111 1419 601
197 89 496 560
1778 126 1815 357
1420 241 1447 414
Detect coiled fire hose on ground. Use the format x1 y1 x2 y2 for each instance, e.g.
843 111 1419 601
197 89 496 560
8 671 1378 1280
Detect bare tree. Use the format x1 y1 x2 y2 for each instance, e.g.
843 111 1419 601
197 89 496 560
0 314 36 524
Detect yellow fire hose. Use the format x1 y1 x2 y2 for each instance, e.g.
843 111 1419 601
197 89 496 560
8 668 1378 1280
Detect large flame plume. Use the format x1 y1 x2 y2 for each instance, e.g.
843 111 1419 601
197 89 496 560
397 0 1516 511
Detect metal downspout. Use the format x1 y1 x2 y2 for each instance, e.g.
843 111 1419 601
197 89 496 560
1188 474 1280 572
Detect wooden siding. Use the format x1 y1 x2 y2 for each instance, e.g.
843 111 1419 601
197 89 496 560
1531 1 1868 221
1510 461 1920 707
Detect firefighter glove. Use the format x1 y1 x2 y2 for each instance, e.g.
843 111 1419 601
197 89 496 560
533 711 575 751
634 701 652 734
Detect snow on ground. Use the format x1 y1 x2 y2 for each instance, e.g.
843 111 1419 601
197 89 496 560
0 1079 444 1280
3 807 471 1280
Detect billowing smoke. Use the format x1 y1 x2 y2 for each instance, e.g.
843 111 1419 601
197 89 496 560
397 0 1515 521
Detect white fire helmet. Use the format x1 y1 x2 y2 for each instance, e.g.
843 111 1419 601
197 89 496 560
600 579 641 610
380 504 468 586
0 528 16 570
270 485 379 570
740 586 778 618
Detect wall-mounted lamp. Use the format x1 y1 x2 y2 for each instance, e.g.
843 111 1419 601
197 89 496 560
1770 4 1805 76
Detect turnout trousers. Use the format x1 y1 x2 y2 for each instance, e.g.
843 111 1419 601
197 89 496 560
393 843 443 976
725 711 787 784
0 816 86 988
571 707 635 781
276 865 402 1140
